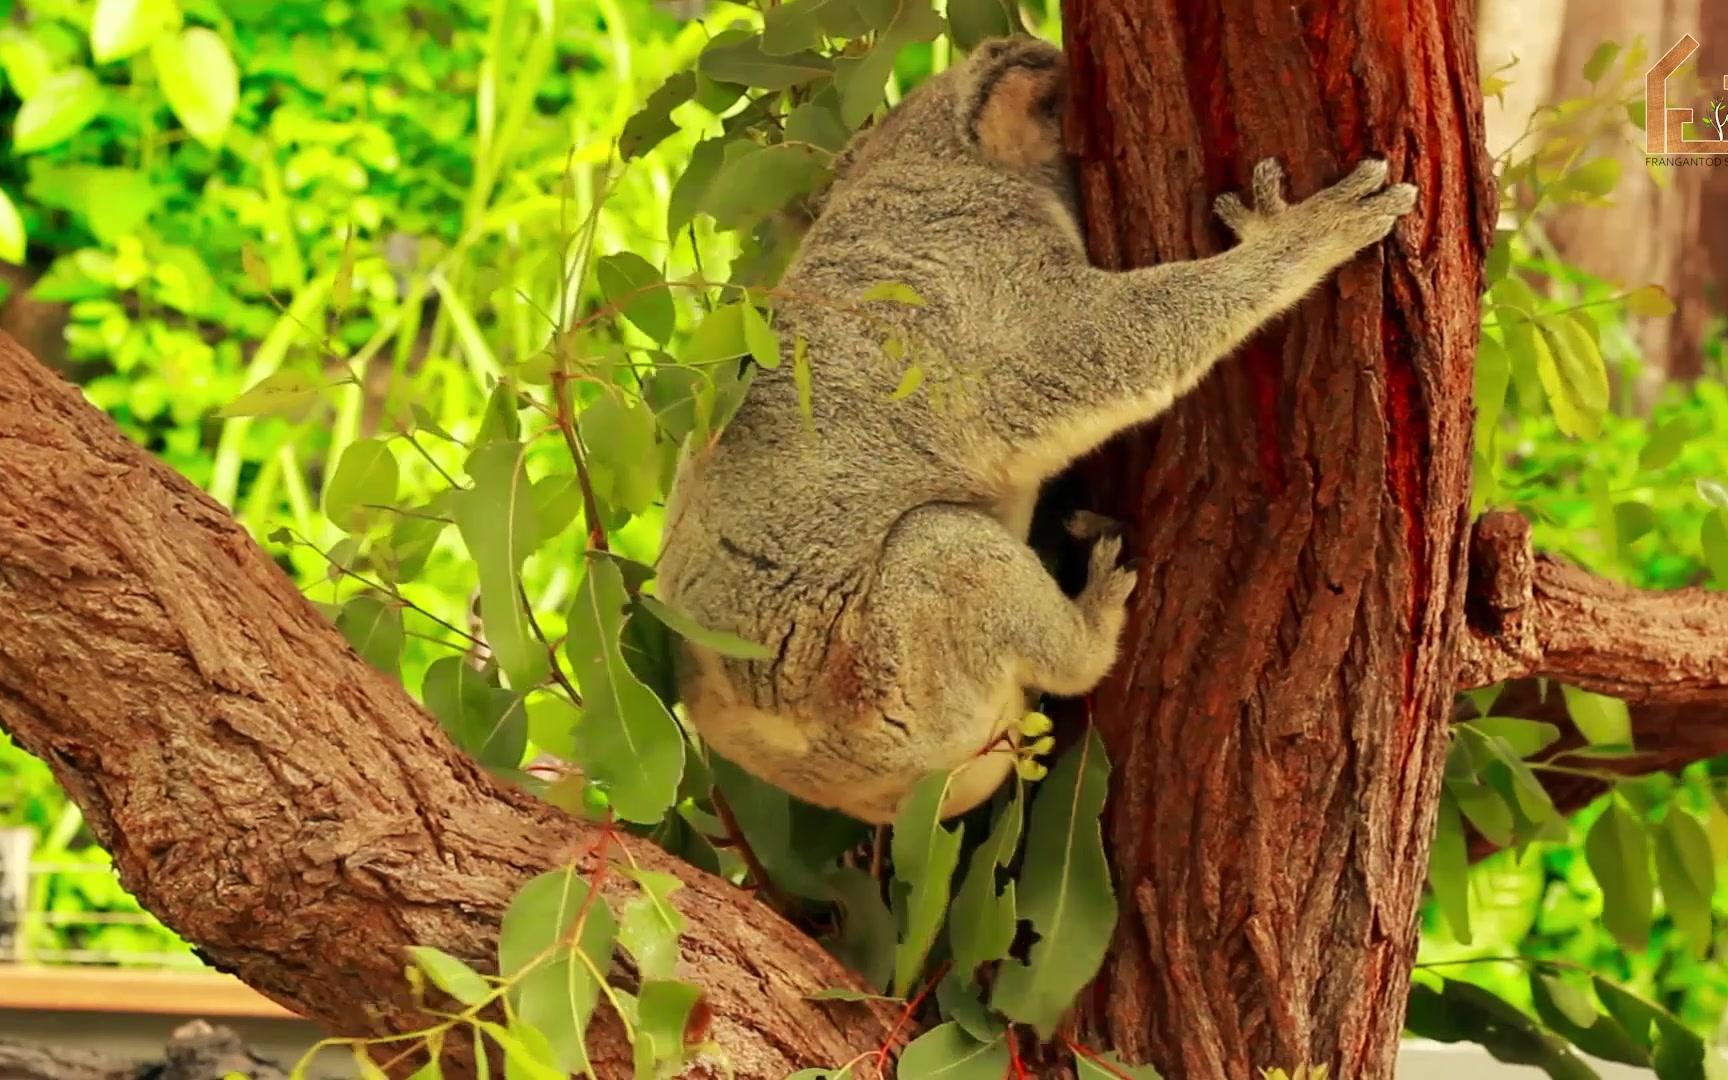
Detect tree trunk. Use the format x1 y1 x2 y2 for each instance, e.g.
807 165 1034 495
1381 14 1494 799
1058 2 1494 1077
0 337 896 1079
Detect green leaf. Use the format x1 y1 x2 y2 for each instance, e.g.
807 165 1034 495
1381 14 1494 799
1586 802 1653 950
25 164 162 245
634 979 704 1070
947 0 1020 51
566 556 685 824
861 281 927 306
894 1023 1009 1079
1564 157 1622 197
453 441 549 692
1404 979 1599 1079
153 28 239 149
91 0 178 63
1561 685 1632 747
1698 478 1728 510
336 595 404 677
785 101 850 152
581 393 660 516
668 138 728 237
741 301 780 369
1582 42 1621 82
1529 971 1648 1066
0 28 54 99
618 869 686 981
1701 509 1728 585
1428 793 1472 943
1075 1052 1163 1080
596 252 675 346
992 730 1116 1039
1626 284 1677 318
1449 775 1515 848
889 363 925 401
793 335 814 420
637 595 773 660
384 500 449 583
1591 976 1706 1077
949 786 1022 980
683 302 751 365
13 68 103 154
1639 417 1692 471
1536 316 1608 439
699 33 832 90
825 867 897 991
703 142 828 230
1475 335 1510 448
421 657 527 769
498 866 617 1077
620 71 696 159
891 771 965 995
323 438 400 532
1467 717 1561 759
406 946 492 1007
1654 810 1715 949
0 187 25 264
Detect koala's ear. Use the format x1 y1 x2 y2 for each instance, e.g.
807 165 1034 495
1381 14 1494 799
957 36 1066 172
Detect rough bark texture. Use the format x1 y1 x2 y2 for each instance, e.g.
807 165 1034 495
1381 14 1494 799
0 337 895 1078
1058 2 1494 1077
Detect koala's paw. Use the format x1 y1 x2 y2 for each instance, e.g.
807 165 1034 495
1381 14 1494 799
1213 157 1291 243
1079 534 1137 616
1306 158 1418 250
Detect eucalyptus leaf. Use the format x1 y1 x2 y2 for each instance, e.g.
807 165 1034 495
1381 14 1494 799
498 866 618 1077
153 28 239 148
596 252 675 346
453 442 549 691
1585 802 1653 951
992 730 1116 1038
894 1023 1009 1079
890 770 965 995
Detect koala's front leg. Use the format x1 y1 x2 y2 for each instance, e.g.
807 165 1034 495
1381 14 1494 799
987 158 1416 478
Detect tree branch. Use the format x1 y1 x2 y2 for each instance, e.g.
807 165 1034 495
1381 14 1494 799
1459 510 1728 704
0 336 894 1077
1457 511 1728 856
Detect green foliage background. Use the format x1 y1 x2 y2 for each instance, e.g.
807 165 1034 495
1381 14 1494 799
0 0 1724 1074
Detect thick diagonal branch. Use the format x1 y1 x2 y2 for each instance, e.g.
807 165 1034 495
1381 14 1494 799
1458 511 1728 849
0 336 893 1077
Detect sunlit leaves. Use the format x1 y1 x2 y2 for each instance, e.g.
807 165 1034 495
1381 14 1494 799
0 187 23 265
91 0 178 63
1652 809 1714 950
1534 314 1609 439
452 441 548 692
406 946 491 1007
499 866 617 1076
596 252 675 346
324 437 400 532
153 28 239 148
992 730 1116 1038
1561 686 1632 747
1626 284 1677 318
14 68 104 154
565 556 683 824
218 371 323 418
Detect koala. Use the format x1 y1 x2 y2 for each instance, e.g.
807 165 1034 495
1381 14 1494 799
656 35 1418 825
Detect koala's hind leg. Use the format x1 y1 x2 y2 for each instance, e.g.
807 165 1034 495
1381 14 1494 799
864 504 1135 784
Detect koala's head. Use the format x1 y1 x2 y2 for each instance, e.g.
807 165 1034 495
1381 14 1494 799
824 35 1069 195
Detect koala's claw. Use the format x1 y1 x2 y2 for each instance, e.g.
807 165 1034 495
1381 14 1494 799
1065 510 1123 541
1251 157 1288 213
1331 157 1390 200
1368 182 1419 217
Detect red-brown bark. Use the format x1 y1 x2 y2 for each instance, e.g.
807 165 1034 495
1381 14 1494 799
0 336 895 1078
1058 1 1494 1076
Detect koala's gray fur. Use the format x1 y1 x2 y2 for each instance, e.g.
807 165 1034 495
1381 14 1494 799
657 35 1418 824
